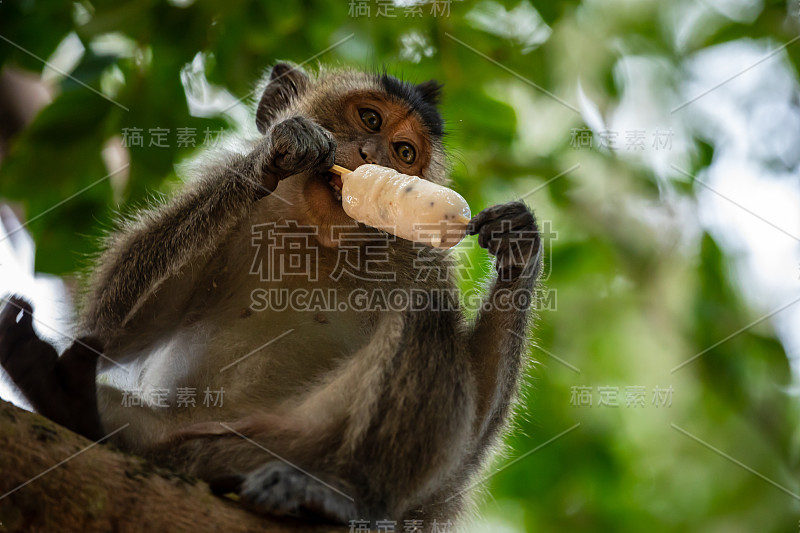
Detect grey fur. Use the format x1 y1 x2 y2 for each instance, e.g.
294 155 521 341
2 64 543 528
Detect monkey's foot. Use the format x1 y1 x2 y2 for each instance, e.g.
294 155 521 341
239 461 357 525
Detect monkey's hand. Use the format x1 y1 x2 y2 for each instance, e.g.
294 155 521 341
257 116 336 190
467 201 542 282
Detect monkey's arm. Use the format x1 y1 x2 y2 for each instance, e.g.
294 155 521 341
81 156 265 340
465 202 542 461
81 117 335 344
340 302 475 519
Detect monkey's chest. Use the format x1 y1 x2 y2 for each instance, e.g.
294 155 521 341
166 297 373 408
153 238 384 407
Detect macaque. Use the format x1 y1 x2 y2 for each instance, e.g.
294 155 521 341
0 63 543 527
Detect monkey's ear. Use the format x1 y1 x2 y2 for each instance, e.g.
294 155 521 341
416 80 443 106
256 62 310 134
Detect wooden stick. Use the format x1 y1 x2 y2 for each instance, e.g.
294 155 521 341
329 164 352 176
329 164 472 226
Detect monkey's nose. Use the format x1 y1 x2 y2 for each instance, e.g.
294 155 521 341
359 138 383 164
359 147 375 164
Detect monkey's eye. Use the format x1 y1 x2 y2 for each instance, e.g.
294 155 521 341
394 142 416 164
359 108 382 131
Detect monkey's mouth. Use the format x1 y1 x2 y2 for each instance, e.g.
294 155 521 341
326 172 343 202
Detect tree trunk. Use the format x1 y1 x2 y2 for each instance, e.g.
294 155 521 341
0 399 339 533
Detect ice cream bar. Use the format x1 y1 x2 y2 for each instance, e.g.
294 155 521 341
331 164 471 249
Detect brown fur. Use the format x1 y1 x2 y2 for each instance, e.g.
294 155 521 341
2 63 543 527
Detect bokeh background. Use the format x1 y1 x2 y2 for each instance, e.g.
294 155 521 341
1 0 800 531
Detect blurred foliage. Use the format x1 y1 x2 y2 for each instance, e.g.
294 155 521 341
1 0 799 531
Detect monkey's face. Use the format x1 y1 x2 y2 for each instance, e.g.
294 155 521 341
256 66 445 246
304 92 434 222
326 93 433 175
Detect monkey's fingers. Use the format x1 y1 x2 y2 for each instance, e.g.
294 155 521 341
478 215 533 251
267 116 336 180
467 201 532 236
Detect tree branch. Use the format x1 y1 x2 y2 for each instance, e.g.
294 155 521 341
0 399 340 533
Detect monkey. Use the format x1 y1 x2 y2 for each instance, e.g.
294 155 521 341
0 62 543 527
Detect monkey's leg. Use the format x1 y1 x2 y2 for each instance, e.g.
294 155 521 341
0 296 104 440
146 306 474 523
134 410 359 523
464 201 543 464
224 303 475 523
81 116 335 346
